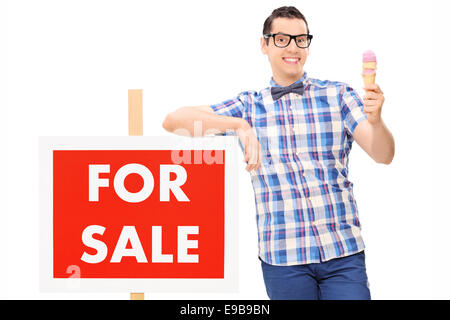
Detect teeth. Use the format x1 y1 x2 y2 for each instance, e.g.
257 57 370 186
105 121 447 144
284 58 299 62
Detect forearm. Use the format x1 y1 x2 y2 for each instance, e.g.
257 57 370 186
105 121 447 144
162 106 246 136
370 119 395 164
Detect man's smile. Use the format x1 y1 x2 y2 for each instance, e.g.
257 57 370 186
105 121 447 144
282 57 301 64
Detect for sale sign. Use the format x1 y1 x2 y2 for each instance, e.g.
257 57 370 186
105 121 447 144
40 136 238 292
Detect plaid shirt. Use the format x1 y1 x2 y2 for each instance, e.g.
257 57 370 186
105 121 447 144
210 72 368 266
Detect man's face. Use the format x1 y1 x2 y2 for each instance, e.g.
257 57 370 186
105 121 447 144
261 17 309 86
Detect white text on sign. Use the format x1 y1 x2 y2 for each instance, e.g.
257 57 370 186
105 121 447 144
85 164 198 264
88 164 190 202
81 225 199 264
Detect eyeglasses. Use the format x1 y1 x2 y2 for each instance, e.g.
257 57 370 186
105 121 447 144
263 33 313 48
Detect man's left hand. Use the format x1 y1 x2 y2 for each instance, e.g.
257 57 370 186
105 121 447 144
362 84 385 125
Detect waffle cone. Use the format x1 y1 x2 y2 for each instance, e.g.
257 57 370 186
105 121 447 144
362 72 376 86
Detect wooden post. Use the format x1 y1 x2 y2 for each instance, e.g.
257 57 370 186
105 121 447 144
128 89 143 136
130 292 145 300
128 89 144 300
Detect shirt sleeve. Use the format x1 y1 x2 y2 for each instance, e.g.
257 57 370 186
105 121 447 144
340 84 367 138
209 91 250 136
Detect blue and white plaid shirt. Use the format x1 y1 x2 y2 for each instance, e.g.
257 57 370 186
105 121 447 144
211 72 368 266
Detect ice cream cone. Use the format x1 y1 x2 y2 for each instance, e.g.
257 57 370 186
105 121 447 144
362 50 377 86
362 72 376 86
362 62 377 70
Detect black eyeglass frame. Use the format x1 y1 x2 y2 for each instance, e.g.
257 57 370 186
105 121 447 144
263 33 313 48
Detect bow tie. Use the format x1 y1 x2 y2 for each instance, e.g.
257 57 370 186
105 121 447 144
271 81 305 101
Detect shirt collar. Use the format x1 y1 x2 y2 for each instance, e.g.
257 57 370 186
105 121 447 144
270 72 309 88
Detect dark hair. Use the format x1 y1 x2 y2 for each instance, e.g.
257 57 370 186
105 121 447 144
263 6 309 44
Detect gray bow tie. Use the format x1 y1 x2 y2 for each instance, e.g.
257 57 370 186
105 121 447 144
271 81 305 101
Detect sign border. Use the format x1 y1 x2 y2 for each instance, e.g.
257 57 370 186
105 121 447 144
39 136 239 293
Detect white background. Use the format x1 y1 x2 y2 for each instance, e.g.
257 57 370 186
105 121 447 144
1 0 448 299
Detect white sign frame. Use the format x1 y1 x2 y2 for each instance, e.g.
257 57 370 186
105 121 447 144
39 136 239 293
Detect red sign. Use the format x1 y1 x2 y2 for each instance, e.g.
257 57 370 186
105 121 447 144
52 150 225 279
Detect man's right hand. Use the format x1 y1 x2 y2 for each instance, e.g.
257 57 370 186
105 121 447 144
236 120 262 172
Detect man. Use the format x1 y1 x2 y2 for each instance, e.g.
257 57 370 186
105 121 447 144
162 6 394 300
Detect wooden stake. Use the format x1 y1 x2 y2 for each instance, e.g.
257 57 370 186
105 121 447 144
128 89 144 300
128 89 143 136
130 292 145 300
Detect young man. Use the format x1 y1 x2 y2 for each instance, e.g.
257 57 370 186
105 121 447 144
162 6 394 300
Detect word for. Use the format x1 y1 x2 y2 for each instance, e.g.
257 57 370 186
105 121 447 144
81 225 199 264
89 164 189 203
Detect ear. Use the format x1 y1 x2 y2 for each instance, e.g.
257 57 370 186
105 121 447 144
260 37 268 55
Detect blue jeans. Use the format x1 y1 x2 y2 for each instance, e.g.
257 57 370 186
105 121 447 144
260 251 371 300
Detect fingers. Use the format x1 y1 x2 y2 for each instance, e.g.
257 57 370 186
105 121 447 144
362 91 379 100
243 139 262 172
247 139 258 171
363 105 378 113
363 98 381 112
363 83 383 94
245 138 261 172
243 135 250 163
363 99 378 106
238 127 262 172
363 88 385 113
